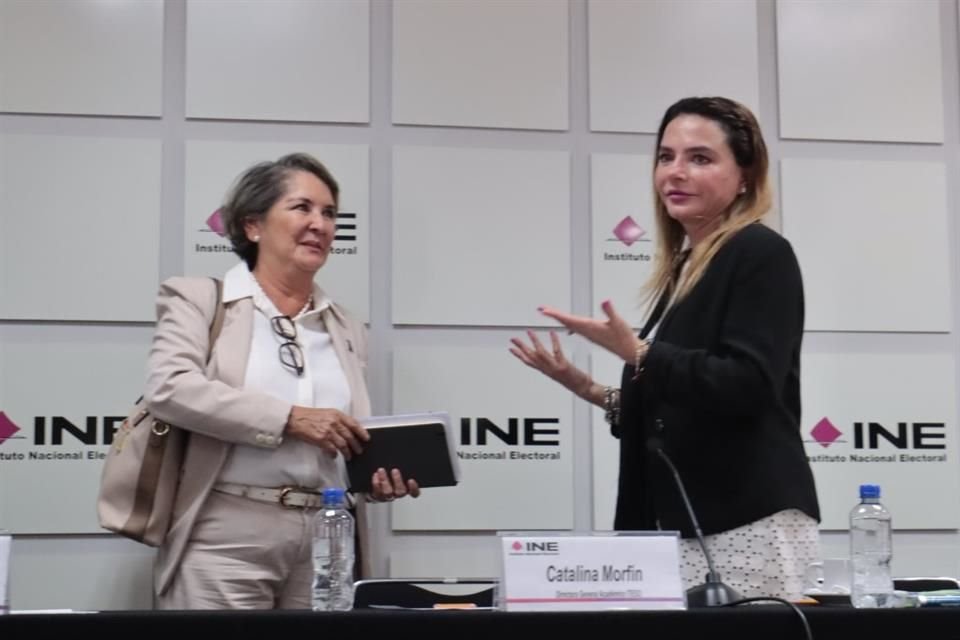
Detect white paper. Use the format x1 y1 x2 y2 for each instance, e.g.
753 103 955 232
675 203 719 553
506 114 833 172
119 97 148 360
0 533 10 614
10 609 97 614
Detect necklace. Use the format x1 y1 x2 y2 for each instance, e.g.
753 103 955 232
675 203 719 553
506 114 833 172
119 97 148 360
251 272 312 318
293 295 314 318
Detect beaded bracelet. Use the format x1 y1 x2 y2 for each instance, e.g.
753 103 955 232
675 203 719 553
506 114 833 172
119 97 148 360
603 386 621 426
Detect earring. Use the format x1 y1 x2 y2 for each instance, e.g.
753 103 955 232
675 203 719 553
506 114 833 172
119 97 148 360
252 235 260 242
738 185 746 194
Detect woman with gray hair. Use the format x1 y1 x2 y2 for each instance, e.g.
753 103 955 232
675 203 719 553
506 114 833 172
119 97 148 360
144 152 418 609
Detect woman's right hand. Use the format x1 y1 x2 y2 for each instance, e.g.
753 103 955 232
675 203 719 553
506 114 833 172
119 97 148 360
509 330 593 398
285 407 370 460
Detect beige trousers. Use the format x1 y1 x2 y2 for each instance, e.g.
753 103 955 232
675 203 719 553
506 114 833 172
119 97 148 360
156 490 319 610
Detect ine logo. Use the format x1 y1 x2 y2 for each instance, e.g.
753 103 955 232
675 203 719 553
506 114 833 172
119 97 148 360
458 418 562 462
335 212 357 242
201 209 358 242
610 216 649 247
0 411 124 447
204 208 226 236
809 417 844 448
808 416 946 450
0 411 22 445
510 540 560 555
460 417 559 446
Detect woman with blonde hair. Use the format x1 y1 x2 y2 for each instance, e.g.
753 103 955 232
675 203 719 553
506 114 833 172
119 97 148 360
510 96 820 602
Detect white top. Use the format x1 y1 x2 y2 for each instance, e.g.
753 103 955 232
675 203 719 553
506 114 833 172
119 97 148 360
217 261 351 490
679 508 820 601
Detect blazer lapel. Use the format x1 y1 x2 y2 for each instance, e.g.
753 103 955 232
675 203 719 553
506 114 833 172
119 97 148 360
207 299 254 388
208 296 369 416
321 306 370 418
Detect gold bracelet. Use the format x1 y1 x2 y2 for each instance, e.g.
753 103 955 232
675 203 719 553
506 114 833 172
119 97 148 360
631 339 650 380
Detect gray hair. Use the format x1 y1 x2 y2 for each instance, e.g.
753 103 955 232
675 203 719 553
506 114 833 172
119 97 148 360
221 152 340 269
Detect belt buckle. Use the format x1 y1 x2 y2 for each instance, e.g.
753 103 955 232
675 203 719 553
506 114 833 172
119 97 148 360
278 487 297 508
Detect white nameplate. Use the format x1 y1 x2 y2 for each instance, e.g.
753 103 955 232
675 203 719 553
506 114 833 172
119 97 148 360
498 533 686 611
0 532 9 614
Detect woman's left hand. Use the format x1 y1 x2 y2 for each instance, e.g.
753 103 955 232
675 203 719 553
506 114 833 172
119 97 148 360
539 300 641 363
369 468 420 502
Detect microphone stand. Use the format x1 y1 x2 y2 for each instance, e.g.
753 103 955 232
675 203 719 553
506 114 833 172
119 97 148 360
654 447 741 607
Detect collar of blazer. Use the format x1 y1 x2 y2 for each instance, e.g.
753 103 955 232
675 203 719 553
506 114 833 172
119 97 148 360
320 300 349 329
222 261 351 329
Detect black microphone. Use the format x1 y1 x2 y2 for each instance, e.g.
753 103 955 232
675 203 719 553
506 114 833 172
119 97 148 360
648 430 741 608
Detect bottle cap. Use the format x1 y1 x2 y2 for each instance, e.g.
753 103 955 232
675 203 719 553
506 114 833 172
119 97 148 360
323 487 346 506
859 484 880 499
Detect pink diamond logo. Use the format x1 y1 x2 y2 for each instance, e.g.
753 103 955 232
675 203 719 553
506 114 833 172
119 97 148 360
612 216 646 246
512 541 522 551
810 417 842 448
206 208 226 236
0 411 21 444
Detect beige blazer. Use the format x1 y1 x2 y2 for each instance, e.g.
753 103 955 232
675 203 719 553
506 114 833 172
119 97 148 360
143 276 373 597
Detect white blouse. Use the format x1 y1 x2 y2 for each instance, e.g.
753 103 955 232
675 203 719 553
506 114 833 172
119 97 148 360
217 262 352 490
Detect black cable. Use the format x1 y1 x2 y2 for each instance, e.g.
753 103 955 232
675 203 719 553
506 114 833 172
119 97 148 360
723 596 813 640
654 447 721 582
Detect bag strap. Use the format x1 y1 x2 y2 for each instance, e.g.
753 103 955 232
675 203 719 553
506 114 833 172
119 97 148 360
117 279 227 541
207 277 226 361
128 278 226 408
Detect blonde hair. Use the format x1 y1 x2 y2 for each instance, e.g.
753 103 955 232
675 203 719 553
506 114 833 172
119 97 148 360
642 97 772 310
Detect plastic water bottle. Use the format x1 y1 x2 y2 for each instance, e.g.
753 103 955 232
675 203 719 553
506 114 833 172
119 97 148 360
312 487 355 611
850 484 894 608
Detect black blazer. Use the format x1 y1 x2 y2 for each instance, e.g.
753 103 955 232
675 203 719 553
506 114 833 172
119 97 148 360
613 222 820 538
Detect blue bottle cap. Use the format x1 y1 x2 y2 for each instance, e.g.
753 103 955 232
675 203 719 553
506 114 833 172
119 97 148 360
323 487 346 505
859 484 880 499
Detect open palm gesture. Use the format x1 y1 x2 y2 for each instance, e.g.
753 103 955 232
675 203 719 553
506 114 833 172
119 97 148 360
538 300 640 363
509 330 592 397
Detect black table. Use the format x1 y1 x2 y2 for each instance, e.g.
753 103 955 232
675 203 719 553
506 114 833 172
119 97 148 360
3 606 960 639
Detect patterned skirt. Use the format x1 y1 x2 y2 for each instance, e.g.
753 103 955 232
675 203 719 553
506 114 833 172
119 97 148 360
678 508 821 601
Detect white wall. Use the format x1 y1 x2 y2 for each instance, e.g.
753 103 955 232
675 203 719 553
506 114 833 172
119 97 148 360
2 0 960 610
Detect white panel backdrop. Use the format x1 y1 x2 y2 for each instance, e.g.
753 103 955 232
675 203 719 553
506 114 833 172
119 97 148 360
590 153 656 329
0 331 150 533
392 146 571 326
183 141 371 322
777 0 944 142
391 346 574 531
781 158 951 333
0 0 163 116
588 0 759 133
0 134 162 322
393 0 568 130
185 0 370 122
390 541 498 579
801 352 960 530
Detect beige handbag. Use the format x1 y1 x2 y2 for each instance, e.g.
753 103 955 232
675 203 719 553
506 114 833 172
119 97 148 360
96 278 225 547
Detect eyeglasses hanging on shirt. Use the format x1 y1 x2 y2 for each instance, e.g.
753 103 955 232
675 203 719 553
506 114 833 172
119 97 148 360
271 315 305 376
